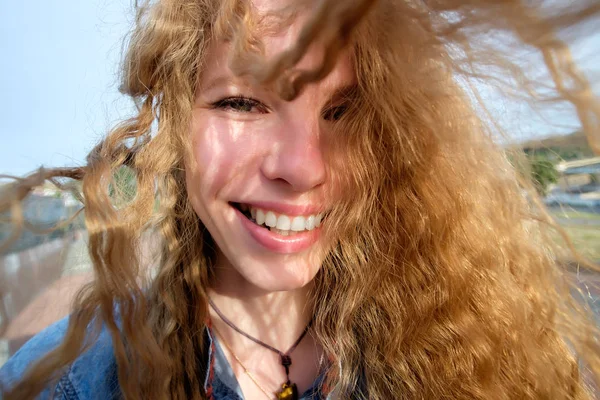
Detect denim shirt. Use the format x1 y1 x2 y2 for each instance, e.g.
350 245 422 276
0 317 356 399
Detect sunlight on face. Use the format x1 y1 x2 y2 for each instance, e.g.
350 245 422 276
185 1 356 293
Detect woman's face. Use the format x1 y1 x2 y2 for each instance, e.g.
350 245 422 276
186 8 355 292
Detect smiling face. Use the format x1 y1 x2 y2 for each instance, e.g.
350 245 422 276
185 9 355 293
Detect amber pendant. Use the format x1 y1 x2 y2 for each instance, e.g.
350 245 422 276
275 382 298 400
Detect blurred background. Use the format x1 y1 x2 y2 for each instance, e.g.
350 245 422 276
0 0 599 368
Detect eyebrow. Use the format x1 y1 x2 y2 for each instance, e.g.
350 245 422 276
199 75 250 93
325 83 358 105
199 73 358 105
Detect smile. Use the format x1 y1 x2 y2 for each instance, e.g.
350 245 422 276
233 203 323 236
230 202 325 254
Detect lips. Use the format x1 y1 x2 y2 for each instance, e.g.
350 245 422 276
231 202 323 254
231 202 324 235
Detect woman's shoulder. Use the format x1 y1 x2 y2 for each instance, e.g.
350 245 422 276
0 317 120 399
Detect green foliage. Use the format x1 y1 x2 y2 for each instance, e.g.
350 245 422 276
109 166 138 206
529 155 558 195
521 130 594 161
519 130 595 195
523 147 591 162
509 151 558 196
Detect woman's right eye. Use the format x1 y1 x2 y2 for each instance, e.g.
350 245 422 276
211 97 268 114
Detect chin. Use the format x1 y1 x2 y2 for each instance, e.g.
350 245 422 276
236 254 324 293
253 278 311 293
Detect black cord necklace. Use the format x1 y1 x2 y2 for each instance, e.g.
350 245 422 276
208 297 313 400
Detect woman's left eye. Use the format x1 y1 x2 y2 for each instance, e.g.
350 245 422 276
322 104 349 121
211 97 268 113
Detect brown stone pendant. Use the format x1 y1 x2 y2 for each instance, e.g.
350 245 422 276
275 382 298 400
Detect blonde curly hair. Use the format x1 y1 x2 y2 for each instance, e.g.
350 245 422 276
2 0 600 398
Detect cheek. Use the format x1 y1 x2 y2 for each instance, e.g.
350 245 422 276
319 137 350 202
185 112 263 201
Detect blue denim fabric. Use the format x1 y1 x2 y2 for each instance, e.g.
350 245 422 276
1 318 121 400
0 317 334 399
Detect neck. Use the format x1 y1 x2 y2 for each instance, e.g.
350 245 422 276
207 255 324 397
208 261 314 352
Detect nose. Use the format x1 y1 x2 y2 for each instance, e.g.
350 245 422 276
260 118 327 192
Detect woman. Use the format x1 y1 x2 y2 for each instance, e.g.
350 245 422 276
2 0 600 398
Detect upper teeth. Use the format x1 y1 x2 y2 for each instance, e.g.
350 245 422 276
250 207 323 231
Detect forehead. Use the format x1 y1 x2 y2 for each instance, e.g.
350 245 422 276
202 0 355 93
248 0 322 61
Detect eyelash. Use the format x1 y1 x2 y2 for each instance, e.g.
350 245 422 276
211 96 268 114
322 104 349 122
210 95 349 121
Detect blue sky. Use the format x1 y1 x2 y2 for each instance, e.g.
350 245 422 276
0 1 598 176
0 0 135 176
